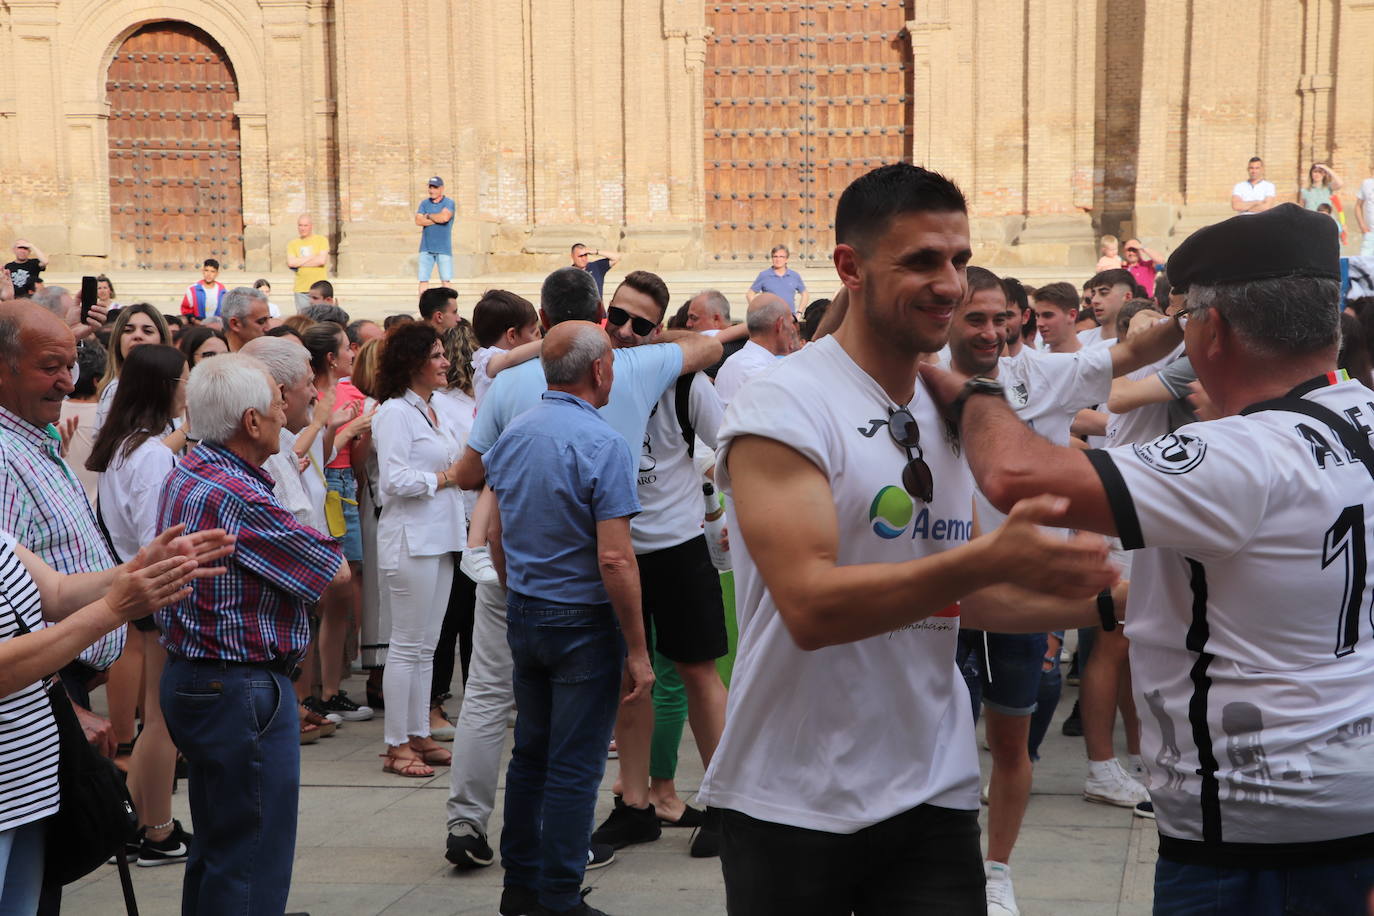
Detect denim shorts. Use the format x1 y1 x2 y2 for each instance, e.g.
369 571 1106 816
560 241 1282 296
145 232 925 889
323 467 363 563
978 631 1048 717
418 251 453 282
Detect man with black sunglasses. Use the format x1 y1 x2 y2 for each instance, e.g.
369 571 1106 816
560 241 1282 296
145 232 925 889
697 163 1122 915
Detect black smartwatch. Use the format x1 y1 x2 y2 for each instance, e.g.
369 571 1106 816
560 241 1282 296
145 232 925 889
1097 589 1118 632
950 376 1005 425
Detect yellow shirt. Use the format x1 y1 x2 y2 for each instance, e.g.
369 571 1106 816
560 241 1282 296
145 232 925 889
287 234 330 292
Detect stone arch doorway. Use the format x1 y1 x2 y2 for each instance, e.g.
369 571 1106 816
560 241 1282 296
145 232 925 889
107 21 244 271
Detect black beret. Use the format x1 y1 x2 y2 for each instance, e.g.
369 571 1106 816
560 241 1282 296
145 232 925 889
1167 203 1340 292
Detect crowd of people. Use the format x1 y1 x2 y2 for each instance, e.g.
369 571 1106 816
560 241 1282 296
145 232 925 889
0 160 1372 916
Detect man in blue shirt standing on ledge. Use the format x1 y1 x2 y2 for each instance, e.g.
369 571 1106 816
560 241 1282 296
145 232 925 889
415 175 455 296
747 243 807 313
484 320 654 916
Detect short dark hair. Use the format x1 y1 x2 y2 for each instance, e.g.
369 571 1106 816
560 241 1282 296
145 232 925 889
376 322 440 401
614 270 671 318
1115 299 1159 337
203 258 219 270
540 267 600 326
383 314 413 330
835 163 967 255
965 265 1003 297
419 287 459 320
300 303 350 327
1002 277 1029 315
72 340 106 399
345 319 379 346
309 279 334 298
177 326 226 363
1249 156 1263 165
253 278 271 290
1031 282 1080 314
472 290 538 348
571 243 587 255
1087 268 1136 292
800 299 830 341
266 325 303 341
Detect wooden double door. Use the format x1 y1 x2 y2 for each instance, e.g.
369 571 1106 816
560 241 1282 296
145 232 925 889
704 1 913 264
107 21 245 271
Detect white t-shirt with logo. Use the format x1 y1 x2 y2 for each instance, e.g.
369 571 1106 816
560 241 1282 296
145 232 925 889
1232 179 1277 212
1088 375 1374 862
699 334 979 833
633 372 724 553
1105 343 1186 448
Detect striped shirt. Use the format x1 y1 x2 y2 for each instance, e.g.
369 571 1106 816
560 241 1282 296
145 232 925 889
0 406 124 670
156 442 343 664
0 532 61 832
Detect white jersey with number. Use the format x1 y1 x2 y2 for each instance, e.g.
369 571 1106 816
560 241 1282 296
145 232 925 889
1088 373 1374 864
632 373 724 553
699 335 978 833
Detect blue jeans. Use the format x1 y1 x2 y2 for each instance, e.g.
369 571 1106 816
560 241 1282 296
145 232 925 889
323 467 363 563
161 656 300 916
0 820 44 916
1154 857 1374 915
1027 632 1064 761
500 593 624 913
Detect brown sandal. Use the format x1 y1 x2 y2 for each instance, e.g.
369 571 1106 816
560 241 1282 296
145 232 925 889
381 750 434 778
300 703 337 738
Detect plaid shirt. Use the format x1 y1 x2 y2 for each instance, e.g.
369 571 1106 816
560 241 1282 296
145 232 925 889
156 442 342 664
0 406 124 670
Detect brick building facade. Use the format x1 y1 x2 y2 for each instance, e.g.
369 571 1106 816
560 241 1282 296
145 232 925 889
2 0 1371 276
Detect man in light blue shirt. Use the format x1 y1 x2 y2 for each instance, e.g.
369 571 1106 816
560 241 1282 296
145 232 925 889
483 320 654 915
442 267 721 876
748 244 807 313
415 176 455 295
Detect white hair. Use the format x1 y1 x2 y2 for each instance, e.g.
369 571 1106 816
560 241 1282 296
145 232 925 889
187 353 274 443
541 325 609 385
239 336 311 386
219 286 267 324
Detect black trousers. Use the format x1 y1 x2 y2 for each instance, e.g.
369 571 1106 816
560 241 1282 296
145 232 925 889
431 569 476 701
719 803 985 915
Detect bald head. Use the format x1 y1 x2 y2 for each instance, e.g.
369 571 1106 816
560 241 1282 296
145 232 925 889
687 290 731 330
745 293 799 356
540 321 614 407
0 301 78 427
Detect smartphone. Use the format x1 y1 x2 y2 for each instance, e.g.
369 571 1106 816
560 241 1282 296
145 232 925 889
79 276 98 324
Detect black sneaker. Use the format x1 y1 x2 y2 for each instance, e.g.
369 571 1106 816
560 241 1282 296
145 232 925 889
446 822 495 869
137 820 192 867
499 884 539 916
688 807 721 859
586 843 615 871
590 797 660 849
542 888 609 916
1061 700 1083 737
302 695 344 726
321 690 373 722
109 829 143 865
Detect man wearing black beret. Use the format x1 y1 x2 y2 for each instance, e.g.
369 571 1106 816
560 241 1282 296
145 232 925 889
922 202 1374 915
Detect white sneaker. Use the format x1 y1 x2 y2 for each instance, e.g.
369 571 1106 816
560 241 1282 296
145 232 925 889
985 861 1019 916
459 546 499 584
1084 758 1150 808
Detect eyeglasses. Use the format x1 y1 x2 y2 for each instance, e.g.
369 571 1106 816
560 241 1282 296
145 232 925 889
888 407 935 503
606 306 657 337
1175 304 1205 329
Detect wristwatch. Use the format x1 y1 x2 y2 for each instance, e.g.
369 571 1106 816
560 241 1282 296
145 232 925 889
949 376 1005 424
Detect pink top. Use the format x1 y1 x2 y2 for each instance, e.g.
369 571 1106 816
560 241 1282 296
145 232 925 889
326 379 366 469
1127 261 1156 297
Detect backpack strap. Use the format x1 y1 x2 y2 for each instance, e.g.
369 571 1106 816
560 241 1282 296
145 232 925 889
1241 395 1374 483
675 374 696 458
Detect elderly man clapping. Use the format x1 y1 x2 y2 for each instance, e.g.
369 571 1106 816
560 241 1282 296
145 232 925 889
156 353 346 916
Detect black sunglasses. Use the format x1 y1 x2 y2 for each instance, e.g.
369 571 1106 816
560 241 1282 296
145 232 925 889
888 407 934 503
607 306 656 337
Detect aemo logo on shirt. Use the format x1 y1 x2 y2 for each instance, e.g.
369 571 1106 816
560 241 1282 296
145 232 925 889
868 487 973 542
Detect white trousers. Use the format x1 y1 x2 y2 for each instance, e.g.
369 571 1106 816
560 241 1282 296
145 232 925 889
380 545 454 747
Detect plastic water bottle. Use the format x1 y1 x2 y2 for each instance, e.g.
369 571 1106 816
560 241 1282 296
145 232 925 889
703 482 731 571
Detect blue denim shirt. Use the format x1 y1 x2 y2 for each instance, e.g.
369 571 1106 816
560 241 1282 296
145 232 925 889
484 391 640 605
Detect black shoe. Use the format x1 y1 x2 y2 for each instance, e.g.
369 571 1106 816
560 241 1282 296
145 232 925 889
688 807 721 859
321 690 373 722
137 820 192 867
109 828 143 865
658 803 706 828
1061 700 1083 737
586 842 615 871
446 822 495 869
541 888 609 916
500 884 540 916
590 797 661 850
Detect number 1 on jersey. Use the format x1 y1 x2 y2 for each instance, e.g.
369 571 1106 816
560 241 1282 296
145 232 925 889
1323 505 1367 658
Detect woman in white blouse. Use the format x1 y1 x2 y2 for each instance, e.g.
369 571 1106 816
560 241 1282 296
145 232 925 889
0 526 221 910
87 343 195 864
372 323 467 777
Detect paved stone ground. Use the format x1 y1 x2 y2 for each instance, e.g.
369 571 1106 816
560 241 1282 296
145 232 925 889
69 667 1157 915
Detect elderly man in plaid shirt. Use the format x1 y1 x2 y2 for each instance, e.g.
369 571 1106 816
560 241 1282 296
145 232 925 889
158 353 346 916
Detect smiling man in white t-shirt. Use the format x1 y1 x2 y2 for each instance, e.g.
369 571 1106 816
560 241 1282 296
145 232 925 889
1231 156 1277 215
699 163 1121 915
